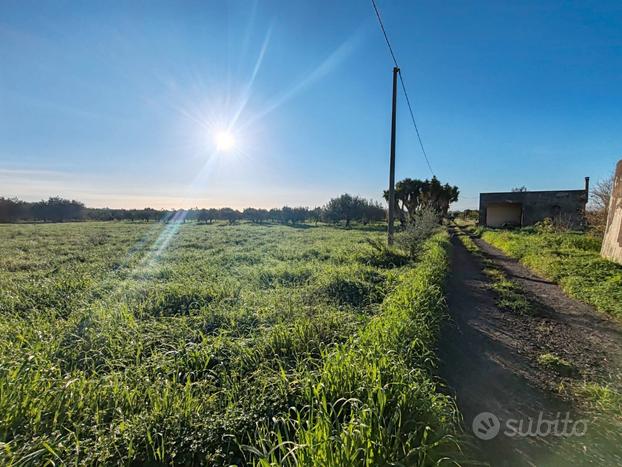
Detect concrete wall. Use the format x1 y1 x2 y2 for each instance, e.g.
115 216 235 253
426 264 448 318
479 189 587 228
601 160 622 264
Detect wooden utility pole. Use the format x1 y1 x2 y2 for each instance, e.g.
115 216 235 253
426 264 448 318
387 66 399 245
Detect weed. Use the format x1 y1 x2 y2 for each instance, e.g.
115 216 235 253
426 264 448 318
538 353 577 377
573 382 622 418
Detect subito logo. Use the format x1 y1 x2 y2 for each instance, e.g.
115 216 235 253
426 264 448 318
472 412 501 440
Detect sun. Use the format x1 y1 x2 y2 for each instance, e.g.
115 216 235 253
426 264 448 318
214 130 236 152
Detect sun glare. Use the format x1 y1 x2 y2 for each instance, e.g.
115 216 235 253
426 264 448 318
214 130 236 152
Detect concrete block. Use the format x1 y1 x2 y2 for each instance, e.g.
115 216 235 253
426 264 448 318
601 160 622 264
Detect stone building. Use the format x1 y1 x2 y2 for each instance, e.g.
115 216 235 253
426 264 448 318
479 178 589 228
601 160 622 265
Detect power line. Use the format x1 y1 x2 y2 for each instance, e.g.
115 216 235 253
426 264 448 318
371 0 398 68
370 0 435 176
398 74 434 176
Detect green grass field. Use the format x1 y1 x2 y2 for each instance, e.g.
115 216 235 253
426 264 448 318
481 229 622 318
0 222 458 465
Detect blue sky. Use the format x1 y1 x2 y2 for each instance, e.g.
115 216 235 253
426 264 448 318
0 0 621 210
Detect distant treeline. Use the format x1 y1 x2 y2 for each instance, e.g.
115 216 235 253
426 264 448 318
450 209 479 221
0 194 386 225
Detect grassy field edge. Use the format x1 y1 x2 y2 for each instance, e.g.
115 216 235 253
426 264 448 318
479 230 622 319
246 230 461 466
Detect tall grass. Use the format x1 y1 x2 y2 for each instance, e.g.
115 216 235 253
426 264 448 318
0 223 457 465
481 229 622 318
244 232 460 466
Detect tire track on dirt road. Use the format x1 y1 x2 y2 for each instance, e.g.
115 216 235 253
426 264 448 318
438 229 622 466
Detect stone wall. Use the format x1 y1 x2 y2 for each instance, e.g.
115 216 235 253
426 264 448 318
601 160 622 264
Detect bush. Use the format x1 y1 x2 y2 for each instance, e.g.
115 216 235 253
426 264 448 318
396 207 441 257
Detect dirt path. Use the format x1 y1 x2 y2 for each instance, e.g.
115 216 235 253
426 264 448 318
438 229 622 466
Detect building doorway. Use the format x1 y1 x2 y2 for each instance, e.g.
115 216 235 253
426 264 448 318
486 203 522 227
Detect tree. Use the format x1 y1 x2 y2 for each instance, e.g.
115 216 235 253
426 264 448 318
197 209 209 224
218 208 241 224
0 198 29 222
141 208 159 222
291 207 309 224
243 208 260 223
207 208 219 224
512 186 528 192
309 207 323 224
31 197 85 222
323 194 356 227
0 196 386 226
281 206 294 224
256 208 270 223
361 201 385 224
268 208 282 223
322 194 381 227
457 209 479 221
241 207 270 224
587 173 615 236
591 174 614 211
383 176 459 223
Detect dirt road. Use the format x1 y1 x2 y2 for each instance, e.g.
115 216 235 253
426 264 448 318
438 230 622 466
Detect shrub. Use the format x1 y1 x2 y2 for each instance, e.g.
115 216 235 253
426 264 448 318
395 206 441 257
